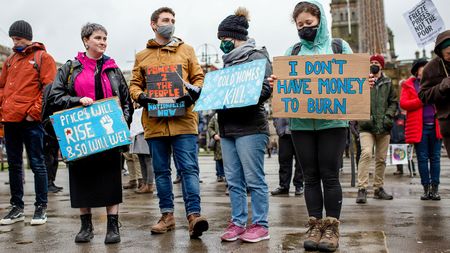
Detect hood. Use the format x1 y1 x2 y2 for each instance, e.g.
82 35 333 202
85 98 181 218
75 52 118 71
146 36 184 52
434 30 450 58
15 42 46 54
298 0 330 50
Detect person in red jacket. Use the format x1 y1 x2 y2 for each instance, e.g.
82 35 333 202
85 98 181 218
0 20 56 225
400 59 442 201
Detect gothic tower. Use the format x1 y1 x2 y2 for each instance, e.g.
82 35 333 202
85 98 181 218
330 0 359 52
331 0 389 55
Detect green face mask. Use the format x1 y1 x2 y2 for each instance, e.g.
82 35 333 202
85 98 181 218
220 40 235 54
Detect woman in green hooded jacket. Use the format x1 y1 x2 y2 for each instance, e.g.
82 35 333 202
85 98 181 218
269 1 374 251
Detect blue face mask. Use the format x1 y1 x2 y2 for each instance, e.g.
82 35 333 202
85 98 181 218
13 45 26 52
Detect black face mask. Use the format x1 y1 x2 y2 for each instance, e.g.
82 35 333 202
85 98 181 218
370 65 380 74
298 26 318 42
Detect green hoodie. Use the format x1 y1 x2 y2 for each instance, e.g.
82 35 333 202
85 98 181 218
286 0 353 131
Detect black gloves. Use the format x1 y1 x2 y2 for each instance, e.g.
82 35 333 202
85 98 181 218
183 82 202 102
175 95 194 108
137 93 158 108
175 82 202 108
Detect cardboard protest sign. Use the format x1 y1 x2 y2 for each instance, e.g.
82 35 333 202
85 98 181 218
194 59 267 111
272 54 370 120
146 64 186 117
50 97 131 162
403 0 445 48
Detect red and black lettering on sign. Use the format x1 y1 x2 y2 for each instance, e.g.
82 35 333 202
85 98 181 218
146 64 185 99
146 64 186 118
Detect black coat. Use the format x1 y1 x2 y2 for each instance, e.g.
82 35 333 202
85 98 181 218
217 47 272 138
50 58 133 126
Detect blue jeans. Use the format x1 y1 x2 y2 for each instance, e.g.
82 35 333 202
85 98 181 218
4 122 48 209
148 135 201 216
215 159 224 177
414 124 442 185
221 134 269 228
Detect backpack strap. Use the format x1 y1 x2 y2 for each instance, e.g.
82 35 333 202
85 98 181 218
291 38 344 55
290 42 302 56
5 52 16 68
66 60 74 85
33 50 45 90
331 38 343 54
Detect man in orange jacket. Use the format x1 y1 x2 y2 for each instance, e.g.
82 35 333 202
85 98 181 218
0 20 56 226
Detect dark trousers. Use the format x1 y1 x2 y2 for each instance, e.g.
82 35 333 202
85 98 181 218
4 122 48 208
291 128 346 219
278 134 303 189
44 136 59 184
415 124 442 185
215 159 225 177
439 119 450 158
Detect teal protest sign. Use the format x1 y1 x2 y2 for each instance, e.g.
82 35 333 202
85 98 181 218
194 59 267 111
50 97 131 161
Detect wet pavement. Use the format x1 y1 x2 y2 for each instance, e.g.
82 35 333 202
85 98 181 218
0 154 449 253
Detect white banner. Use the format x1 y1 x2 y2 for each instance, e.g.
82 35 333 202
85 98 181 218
403 0 445 48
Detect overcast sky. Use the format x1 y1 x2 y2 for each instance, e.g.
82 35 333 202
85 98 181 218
0 0 448 70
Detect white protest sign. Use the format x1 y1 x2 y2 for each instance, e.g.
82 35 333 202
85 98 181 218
403 0 445 47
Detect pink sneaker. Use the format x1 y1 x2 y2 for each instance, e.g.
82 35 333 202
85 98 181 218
221 222 246 241
239 224 270 243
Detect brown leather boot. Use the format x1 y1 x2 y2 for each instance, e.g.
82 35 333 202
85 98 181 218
123 180 137 189
318 217 340 252
135 184 154 194
187 213 209 238
304 217 322 251
151 212 175 234
137 178 144 189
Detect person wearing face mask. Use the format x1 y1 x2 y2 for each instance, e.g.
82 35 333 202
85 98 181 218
0 20 56 226
50 23 133 244
356 54 398 205
267 1 377 251
129 7 208 239
401 59 442 201
419 30 450 161
215 7 272 243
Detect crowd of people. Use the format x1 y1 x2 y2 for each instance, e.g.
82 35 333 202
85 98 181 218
0 1 449 252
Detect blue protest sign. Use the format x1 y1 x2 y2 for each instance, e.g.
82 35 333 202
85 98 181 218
194 59 267 111
50 97 131 161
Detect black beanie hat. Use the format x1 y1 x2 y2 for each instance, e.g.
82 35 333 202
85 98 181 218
217 7 249 41
9 20 33 41
411 58 428 76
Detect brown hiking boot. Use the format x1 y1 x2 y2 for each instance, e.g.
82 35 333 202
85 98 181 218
187 213 209 238
137 178 144 189
135 184 154 194
318 217 340 252
123 180 137 190
151 212 175 234
303 217 322 251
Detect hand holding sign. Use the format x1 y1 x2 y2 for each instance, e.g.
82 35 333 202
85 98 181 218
137 93 158 108
80 97 94 106
268 74 278 89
